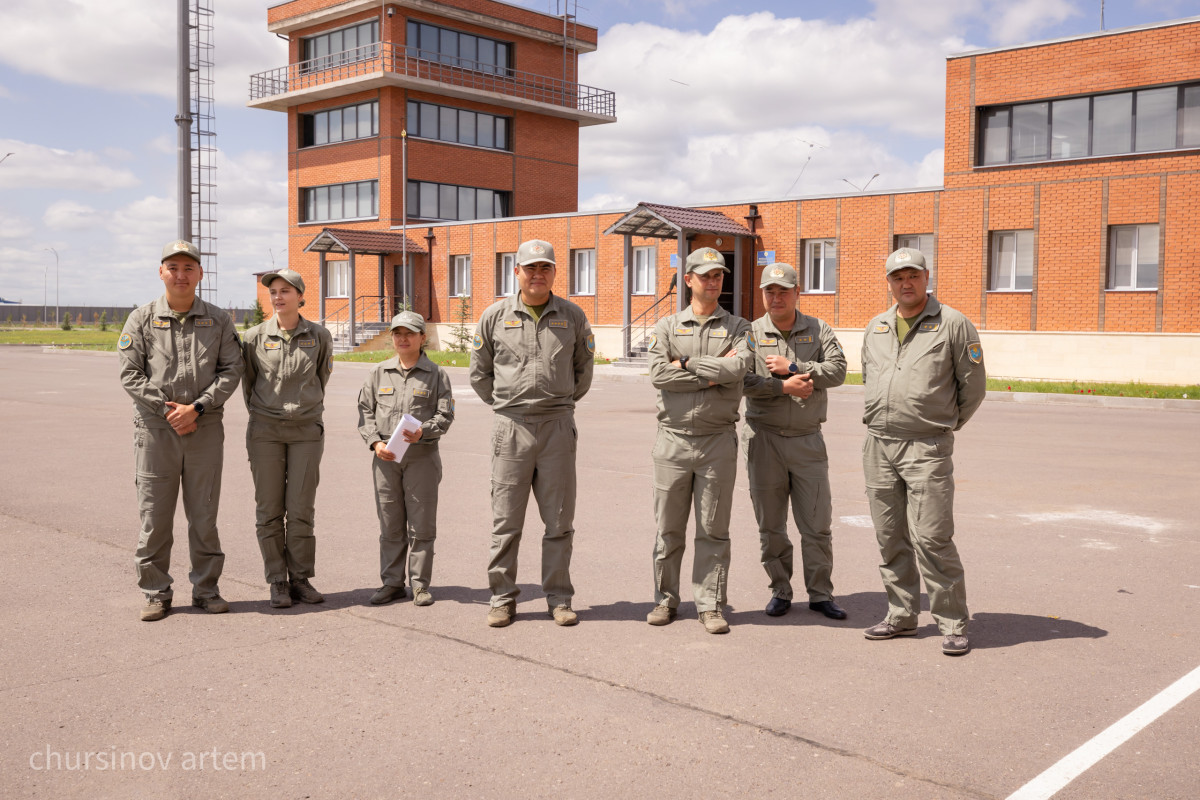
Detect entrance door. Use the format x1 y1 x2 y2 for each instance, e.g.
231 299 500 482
718 251 736 314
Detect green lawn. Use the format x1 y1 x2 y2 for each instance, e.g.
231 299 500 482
843 371 1195 400
0 327 122 349
335 350 612 367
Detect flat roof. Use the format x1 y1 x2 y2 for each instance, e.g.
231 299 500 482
949 14 1200 59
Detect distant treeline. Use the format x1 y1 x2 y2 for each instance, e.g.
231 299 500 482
1 305 253 326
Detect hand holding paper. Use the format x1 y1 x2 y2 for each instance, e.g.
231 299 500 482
384 414 422 461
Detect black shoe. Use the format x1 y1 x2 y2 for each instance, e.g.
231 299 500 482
370 585 406 605
809 600 847 620
764 597 791 617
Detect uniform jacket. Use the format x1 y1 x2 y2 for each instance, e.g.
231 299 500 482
241 315 333 423
649 305 750 435
861 296 987 439
742 312 847 436
358 353 454 450
469 293 594 422
118 295 243 429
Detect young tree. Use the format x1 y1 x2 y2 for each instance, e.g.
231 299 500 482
61 312 72 331
448 296 473 353
99 310 108 331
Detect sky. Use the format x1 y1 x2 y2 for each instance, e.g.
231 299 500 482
0 0 1194 309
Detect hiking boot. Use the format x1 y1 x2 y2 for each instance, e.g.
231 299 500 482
270 581 292 608
289 577 324 604
646 604 677 626
487 603 515 628
550 605 578 626
192 595 229 614
942 634 970 656
370 584 406 605
863 621 917 640
699 609 729 634
413 587 434 607
140 597 171 622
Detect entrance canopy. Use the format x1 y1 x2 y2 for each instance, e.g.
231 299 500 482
302 227 424 256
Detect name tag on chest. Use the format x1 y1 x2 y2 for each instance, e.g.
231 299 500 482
378 386 396 396
674 328 692 336
503 320 522 328
794 335 813 344
708 329 728 338
919 322 940 332
152 319 172 329
412 388 430 397
195 319 213 327
264 341 281 350
297 338 316 347
874 324 890 333
758 337 778 346
548 320 568 329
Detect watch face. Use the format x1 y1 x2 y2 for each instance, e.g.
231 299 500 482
788 363 798 373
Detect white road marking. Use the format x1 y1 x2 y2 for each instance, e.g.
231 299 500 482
839 515 874 528
1017 509 1167 542
1006 664 1200 800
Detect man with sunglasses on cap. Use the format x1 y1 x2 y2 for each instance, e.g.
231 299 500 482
118 240 243 621
861 247 986 656
741 262 848 622
470 239 594 628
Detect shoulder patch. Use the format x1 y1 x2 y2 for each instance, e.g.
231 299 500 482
378 386 396 395
327 357 334 373
919 322 940 332
968 342 983 364
264 340 282 350
472 332 483 350
195 318 213 327
503 319 522 328
152 319 172 329
118 332 133 350
297 338 316 347
586 333 595 354
746 334 756 351
648 333 657 350
548 320 568 329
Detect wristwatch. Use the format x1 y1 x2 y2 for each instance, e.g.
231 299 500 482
787 362 799 374
193 402 206 417
679 355 690 371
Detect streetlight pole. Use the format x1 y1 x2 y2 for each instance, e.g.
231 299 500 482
44 248 59 326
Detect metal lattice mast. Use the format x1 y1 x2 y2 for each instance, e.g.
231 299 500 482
190 0 219 301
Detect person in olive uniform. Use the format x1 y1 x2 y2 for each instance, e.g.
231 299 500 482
118 240 243 621
861 247 986 656
646 247 750 634
742 263 848 620
241 268 333 609
358 311 454 607
469 239 594 628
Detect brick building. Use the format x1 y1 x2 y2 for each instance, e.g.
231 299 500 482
251 6 1200 383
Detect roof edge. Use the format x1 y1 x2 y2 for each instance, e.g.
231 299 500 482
948 15 1200 60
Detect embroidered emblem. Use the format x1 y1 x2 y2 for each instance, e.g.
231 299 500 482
586 333 595 354
674 327 691 335
796 335 813 343
472 332 483 350
703 250 720 262
298 338 316 347
770 267 785 278
895 251 911 263
378 386 396 395
152 319 171 329
919 322 940 332
503 320 522 328
746 334 756 352
648 333 657 349
759 336 778 346
327 357 334 373
874 324 890 333
118 333 133 350
532 243 546 255
413 388 430 397
195 318 213 327
968 342 983 364
548 320 568 328
264 341 282 350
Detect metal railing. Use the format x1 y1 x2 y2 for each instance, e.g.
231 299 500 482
249 43 616 117
622 287 676 359
321 295 402 349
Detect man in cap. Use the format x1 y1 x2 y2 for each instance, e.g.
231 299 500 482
861 247 986 655
118 240 244 621
470 239 595 628
646 247 751 634
742 263 848 620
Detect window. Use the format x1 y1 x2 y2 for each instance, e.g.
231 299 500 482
406 181 509 222
450 255 471 297
406 20 511 75
496 252 516 296
302 21 379 72
301 101 379 147
895 234 935 291
571 249 596 296
326 261 349 298
978 82 1200 165
989 230 1034 291
406 101 511 151
803 239 837 293
632 246 655 295
1108 225 1159 290
302 180 378 223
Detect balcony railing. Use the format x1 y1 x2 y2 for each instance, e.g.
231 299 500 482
249 43 616 118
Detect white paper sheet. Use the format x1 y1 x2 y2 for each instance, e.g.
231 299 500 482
385 413 422 461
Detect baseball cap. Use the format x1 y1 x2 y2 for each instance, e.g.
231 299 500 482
260 268 306 294
516 239 556 267
685 247 729 274
759 262 798 289
388 311 426 334
162 240 202 263
885 247 927 275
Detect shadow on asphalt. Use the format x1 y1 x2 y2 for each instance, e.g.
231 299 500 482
221 583 540 614
967 611 1107 649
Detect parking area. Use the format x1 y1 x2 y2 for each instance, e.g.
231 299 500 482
1 346 1197 799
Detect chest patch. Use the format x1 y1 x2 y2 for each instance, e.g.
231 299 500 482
795 335 813 344
674 327 692 336
378 386 396 396
503 320 522 328
919 322 940 332
152 319 172 329
548 320 568 329
412 388 430 397
873 324 890 334
709 328 728 338
264 341 282 350
195 318 213 327
758 337 778 346
297 338 316 347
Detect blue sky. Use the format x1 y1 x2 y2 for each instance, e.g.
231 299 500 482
0 0 1193 308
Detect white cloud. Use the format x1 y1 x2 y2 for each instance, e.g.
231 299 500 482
872 0 1082 45
989 0 1080 44
0 138 139 191
0 83 10 99
43 201 102 231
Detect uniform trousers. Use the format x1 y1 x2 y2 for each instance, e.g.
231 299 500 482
742 424 834 602
863 432 968 635
487 415 576 609
373 443 441 591
133 418 225 602
651 427 737 613
246 417 323 583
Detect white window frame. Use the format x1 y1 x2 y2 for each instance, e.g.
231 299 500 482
496 252 516 296
803 239 837 293
632 246 656 295
326 261 349 298
572 249 596 296
450 255 472 298
895 234 936 292
990 230 1035 291
1108 224 1159 290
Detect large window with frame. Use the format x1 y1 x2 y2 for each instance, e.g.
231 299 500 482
496 252 516 296
301 101 379 147
302 180 378 223
326 261 349 298
571 249 596 296
979 82 1200 165
632 246 655 295
406 20 511 75
802 239 837 293
989 230 1034 291
406 101 510 151
1108 225 1159 290
302 21 379 72
406 181 509 222
895 234 936 291
450 255 471 297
